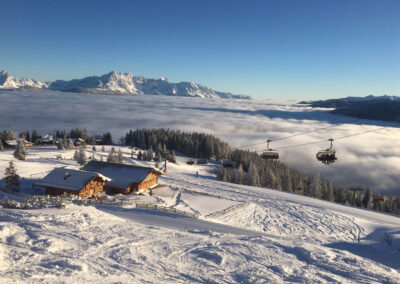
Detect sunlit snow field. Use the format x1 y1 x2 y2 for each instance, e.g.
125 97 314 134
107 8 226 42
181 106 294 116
1 90 400 195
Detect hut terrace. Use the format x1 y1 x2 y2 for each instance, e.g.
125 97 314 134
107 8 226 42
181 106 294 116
34 168 111 198
83 160 162 194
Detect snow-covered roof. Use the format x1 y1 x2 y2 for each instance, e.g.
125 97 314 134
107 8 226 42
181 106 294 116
34 168 111 191
83 161 162 189
5 139 29 146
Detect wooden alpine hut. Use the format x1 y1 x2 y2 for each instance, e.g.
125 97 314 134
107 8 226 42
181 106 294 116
33 168 111 198
83 160 162 195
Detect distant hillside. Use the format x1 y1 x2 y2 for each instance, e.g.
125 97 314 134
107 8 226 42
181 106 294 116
0 70 250 99
301 96 400 122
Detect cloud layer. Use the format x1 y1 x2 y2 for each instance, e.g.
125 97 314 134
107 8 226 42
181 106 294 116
1 90 399 195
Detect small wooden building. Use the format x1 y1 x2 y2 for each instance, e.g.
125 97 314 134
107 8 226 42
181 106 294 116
36 134 54 145
34 168 111 198
83 160 162 195
5 139 33 148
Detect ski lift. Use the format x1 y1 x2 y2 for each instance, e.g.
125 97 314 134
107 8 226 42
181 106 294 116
261 140 279 160
316 138 337 165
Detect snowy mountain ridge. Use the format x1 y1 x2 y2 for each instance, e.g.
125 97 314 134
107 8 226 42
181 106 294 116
0 70 249 99
0 70 49 89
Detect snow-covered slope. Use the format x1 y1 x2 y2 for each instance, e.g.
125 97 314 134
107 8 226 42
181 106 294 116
0 146 400 283
0 70 48 89
0 70 249 99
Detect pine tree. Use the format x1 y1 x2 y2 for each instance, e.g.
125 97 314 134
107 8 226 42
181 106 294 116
73 150 79 161
234 164 244 184
107 147 118 163
323 182 335 201
63 136 69 149
90 136 96 145
282 169 292 192
170 150 176 163
117 149 124 163
31 129 40 143
77 145 87 166
261 168 276 188
138 150 143 160
102 132 112 145
13 138 27 161
363 188 373 209
310 173 322 198
4 161 20 192
244 163 261 186
155 152 162 162
0 139 3 151
57 139 65 150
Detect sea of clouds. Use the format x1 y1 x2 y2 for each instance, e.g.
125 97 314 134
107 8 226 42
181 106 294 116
1 90 399 195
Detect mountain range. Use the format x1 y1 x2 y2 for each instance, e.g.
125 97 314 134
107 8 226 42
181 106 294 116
301 95 400 122
0 70 249 99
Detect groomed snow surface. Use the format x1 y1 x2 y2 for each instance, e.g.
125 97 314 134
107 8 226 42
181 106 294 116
0 146 400 283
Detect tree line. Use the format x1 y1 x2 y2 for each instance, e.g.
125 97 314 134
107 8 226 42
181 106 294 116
124 128 400 216
0 128 113 145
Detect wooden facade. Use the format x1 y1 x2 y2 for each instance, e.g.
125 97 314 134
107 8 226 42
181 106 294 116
45 176 106 198
106 171 160 195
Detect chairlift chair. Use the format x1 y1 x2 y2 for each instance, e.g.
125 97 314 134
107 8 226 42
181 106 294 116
316 138 337 165
262 140 279 160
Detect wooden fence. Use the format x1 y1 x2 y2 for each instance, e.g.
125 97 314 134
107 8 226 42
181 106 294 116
206 201 251 219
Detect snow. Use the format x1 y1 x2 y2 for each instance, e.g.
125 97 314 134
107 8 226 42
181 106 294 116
0 69 248 99
34 168 111 191
83 161 160 189
1 145 400 282
0 70 48 89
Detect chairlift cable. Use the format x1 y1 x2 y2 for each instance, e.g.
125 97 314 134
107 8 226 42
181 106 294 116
271 125 390 151
234 118 361 149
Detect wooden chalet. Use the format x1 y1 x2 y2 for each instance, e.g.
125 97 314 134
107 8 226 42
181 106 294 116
36 134 54 145
83 160 162 195
5 139 33 148
33 168 111 198
69 138 85 146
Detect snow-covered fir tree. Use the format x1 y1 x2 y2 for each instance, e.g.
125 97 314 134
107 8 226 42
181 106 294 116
282 168 292 192
77 145 87 166
170 150 176 163
0 139 3 151
323 182 335 201
234 164 244 184
63 136 69 149
73 150 79 161
309 173 322 198
13 138 27 161
90 136 96 145
57 139 65 150
4 161 20 192
117 149 124 163
244 163 261 186
107 147 118 163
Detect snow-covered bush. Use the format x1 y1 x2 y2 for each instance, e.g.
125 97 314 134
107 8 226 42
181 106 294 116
2 196 29 209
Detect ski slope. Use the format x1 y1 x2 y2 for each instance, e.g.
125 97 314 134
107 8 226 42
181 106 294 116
0 146 399 283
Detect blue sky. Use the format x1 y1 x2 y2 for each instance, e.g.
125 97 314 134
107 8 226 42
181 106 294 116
0 0 399 99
